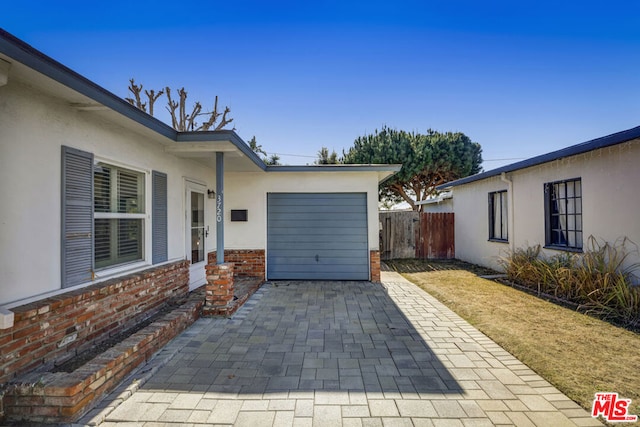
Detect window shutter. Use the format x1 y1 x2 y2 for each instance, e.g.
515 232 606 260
61 146 94 288
152 171 168 264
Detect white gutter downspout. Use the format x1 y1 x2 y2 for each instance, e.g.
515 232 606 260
500 172 515 253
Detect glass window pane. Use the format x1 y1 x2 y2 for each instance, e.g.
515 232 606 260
95 218 111 266
577 232 583 248
118 169 144 214
94 164 111 213
576 215 582 231
118 219 143 261
556 183 566 199
568 215 575 231
567 181 575 197
191 192 204 227
492 194 499 238
192 228 204 263
575 180 581 196
501 193 508 239
94 162 146 270
553 230 563 245
568 231 576 247
95 218 143 269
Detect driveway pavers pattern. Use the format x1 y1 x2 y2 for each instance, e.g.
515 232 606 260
79 272 601 426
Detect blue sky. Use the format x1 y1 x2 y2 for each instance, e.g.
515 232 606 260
4 1 640 167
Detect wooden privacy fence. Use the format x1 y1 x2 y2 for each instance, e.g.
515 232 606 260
379 211 454 260
416 212 455 259
379 211 419 260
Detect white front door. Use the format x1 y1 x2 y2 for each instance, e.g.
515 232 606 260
186 182 207 290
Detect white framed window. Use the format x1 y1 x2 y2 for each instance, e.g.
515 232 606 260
93 162 146 269
62 146 166 288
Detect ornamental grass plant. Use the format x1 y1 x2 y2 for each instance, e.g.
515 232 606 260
500 237 640 326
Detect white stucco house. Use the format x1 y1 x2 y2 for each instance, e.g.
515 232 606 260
416 190 453 213
437 126 640 274
0 28 399 391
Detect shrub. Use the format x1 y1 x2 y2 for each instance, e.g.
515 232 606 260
499 237 640 326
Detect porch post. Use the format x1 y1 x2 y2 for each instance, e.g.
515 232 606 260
216 152 224 264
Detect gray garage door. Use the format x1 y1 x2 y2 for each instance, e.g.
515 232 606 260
267 193 369 280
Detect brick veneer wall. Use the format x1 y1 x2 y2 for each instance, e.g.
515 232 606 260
204 262 234 308
370 250 381 282
3 288 203 424
208 249 265 280
0 260 189 385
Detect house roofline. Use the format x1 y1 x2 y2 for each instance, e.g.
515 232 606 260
176 131 266 170
266 164 402 183
437 125 640 189
0 28 267 170
266 164 402 172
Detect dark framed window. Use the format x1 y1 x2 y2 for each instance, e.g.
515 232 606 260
544 178 582 250
488 190 508 242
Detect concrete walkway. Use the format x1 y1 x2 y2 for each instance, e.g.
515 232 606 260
79 272 601 426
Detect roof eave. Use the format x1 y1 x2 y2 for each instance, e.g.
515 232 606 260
176 131 267 170
0 28 268 169
437 125 640 190
266 164 402 183
0 28 178 140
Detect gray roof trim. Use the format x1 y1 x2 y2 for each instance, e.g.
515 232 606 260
438 125 640 189
176 131 267 170
266 164 402 173
0 28 177 140
0 28 267 170
267 164 401 184
0 28 401 176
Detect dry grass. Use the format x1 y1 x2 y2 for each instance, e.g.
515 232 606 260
387 259 640 419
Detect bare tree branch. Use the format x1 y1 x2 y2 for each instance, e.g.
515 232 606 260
391 183 416 211
215 106 233 131
187 102 202 131
126 79 146 112
178 88 188 131
128 79 234 132
165 87 179 130
197 96 220 131
144 88 164 116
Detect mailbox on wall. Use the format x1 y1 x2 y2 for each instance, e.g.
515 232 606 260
230 209 248 222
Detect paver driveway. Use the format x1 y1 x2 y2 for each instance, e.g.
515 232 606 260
80 272 600 426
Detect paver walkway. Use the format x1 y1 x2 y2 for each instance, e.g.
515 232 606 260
79 272 601 426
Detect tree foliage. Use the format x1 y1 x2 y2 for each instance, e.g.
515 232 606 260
248 136 280 165
342 127 482 211
248 136 267 157
125 78 233 131
264 154 281 165
315 147 340 164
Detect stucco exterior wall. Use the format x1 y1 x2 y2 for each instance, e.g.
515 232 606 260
422 199 453 213
452 140 640 272
224 171 381 251
0 81 216 305
451 176 509 270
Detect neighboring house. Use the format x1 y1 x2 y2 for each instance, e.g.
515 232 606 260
0 28 399 386
437 126 640 273
416 190 453 213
